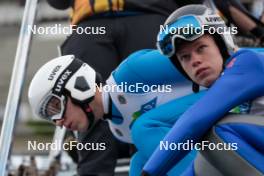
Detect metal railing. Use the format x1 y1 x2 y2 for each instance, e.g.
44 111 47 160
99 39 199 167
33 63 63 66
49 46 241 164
0 0 38 175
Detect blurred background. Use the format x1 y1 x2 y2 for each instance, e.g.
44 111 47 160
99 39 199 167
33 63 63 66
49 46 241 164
0 0 73 174
0 0 69 151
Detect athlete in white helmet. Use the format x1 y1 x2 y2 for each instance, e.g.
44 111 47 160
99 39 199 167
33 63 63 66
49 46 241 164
28 55 101 131
28 50 205 175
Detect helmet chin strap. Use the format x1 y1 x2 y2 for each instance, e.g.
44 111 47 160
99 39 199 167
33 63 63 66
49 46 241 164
192 83 200 93
79 72 103 130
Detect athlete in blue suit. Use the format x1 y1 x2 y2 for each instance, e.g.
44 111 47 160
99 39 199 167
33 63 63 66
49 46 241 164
108 49 205 176
28 49 203 175
142 5 264 176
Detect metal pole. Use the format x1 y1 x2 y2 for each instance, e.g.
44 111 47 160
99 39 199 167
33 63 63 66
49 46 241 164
48 126 67 163
47 46 65 164
0 0 38 175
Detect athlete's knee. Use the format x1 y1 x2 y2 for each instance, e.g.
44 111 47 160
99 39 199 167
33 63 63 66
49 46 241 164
195 114 264 175
214 114 264 149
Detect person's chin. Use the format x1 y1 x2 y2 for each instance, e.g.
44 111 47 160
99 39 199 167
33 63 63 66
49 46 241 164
196 75 211 87
76 127 85 132
202 77 215 87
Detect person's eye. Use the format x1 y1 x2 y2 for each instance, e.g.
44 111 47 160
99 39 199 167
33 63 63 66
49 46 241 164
197 45 207 53
179 54 190 62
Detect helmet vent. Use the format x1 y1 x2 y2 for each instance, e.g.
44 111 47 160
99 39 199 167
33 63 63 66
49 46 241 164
74 76 90 92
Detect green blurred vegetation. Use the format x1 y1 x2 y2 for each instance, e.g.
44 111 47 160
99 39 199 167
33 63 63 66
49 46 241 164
26 120 55 136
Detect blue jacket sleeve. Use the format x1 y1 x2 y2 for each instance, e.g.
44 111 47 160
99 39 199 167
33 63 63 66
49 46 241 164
143 50 264 175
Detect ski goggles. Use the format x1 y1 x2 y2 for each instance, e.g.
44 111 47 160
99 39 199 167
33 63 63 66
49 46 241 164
157 15 204 57
37 93 67 121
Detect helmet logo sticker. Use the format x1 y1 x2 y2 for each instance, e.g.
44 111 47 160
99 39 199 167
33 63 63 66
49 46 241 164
205 16 222 23
54 69 72 93
48 65 61 81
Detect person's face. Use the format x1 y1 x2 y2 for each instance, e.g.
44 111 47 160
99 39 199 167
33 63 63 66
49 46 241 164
56 97 89 132
176 35 223 87
55 89 103 132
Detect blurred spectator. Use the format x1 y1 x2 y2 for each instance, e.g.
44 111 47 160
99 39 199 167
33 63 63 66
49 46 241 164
212 0 264 42
178 0 264 42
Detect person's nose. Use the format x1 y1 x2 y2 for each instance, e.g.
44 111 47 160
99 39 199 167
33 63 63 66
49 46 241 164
190 53 202 68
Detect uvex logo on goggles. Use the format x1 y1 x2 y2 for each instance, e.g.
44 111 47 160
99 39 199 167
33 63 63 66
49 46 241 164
48 65 62 81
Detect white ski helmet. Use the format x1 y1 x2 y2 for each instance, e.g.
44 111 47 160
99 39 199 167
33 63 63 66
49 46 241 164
157 4 237 58
157 4 238 92
28 55 98 121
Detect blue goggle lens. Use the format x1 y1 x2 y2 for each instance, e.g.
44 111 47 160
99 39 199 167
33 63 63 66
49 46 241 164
158 16 203 56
